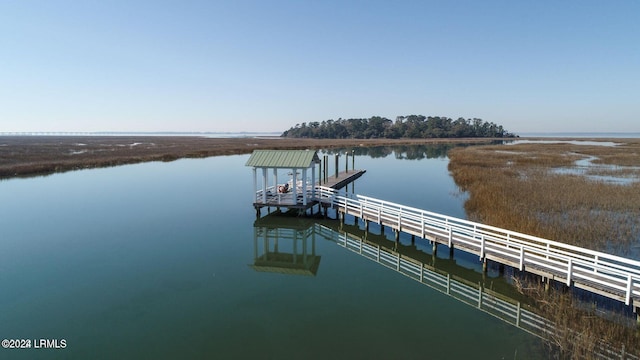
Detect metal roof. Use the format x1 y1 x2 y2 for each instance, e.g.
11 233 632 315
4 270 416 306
245 150 321 168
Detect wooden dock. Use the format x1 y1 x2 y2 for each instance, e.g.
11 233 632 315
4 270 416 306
321 169 366 189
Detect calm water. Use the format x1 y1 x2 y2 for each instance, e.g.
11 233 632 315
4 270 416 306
0 145 542 359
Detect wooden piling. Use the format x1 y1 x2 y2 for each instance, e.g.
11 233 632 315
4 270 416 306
345 152 349 173
432 242 437 256
352 150 355 170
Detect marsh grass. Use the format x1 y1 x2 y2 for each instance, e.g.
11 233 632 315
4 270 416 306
513 277 640 359
448 139 640 254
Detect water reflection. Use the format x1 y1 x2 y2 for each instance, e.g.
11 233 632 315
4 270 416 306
253 216 321 276
252 214 638 359
253 214 542 334
318 144 462 160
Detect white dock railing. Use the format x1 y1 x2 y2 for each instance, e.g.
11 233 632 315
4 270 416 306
315 186 640 308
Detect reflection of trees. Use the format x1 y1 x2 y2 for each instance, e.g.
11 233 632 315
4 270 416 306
319 144 468 160
324 141 508 160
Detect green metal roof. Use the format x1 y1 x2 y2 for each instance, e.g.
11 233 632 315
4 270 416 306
245 150 320 168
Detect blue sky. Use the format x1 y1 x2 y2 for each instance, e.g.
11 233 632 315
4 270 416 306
1 0 638 134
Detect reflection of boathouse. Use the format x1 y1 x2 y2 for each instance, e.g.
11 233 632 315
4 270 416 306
252 216 321 276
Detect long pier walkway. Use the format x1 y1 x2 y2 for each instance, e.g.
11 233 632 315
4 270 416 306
315 186 640 316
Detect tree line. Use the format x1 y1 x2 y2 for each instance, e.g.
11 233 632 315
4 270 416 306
281 115 516 139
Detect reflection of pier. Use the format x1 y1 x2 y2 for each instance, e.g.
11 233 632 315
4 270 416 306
252 216 321 276
331 226 639 360
251 215 638 359
315 186 640 318
332 226 553 335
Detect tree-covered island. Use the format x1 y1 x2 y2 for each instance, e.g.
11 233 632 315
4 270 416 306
282 115 516 139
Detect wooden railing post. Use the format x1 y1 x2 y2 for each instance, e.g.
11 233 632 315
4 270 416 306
626 274 633 306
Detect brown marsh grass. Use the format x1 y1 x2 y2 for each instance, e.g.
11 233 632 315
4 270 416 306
448 139 640 254
513 277 640 359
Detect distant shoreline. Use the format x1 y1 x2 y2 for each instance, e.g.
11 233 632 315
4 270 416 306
2 131 639 138
0 131 282 138
2 135 638 180
0 135 496 179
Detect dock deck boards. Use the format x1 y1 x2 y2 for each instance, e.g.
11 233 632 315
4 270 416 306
322 169 366 189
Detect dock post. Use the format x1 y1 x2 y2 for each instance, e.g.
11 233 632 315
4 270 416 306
432 242 438 256
482 258 488 273
352 150 355 170
380 224 385 236
326 155 329 183
255 207 261 219
411 234 415 245
334 154 339 178
394 230 400 242
449 245 454 259
345 152 349 173
365 220 369 233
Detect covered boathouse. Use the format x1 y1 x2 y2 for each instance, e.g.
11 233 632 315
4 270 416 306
246 149 322 215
